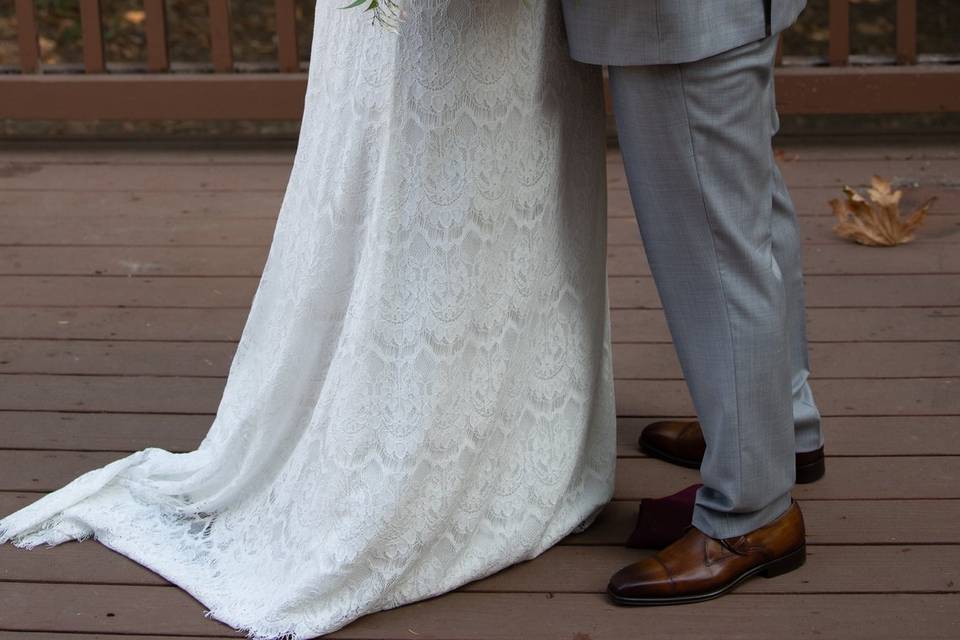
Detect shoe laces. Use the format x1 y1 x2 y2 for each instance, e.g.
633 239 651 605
719 536 750 556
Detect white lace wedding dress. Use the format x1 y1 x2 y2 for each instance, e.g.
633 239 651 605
0 1 615 638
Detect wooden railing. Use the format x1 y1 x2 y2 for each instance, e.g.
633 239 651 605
771 0 960 114
11 0 303 74
2 0 959 120
827 0 917 66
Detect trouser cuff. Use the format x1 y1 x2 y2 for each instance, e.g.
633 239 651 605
691 491 792 539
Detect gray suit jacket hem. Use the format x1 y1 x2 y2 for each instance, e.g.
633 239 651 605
567 22 768 66
562 0 805 67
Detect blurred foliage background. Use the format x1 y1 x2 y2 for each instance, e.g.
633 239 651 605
0 0 958 69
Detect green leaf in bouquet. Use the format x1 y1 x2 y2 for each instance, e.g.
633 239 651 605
340 0 374 10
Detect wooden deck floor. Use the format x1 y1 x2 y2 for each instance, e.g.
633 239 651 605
0 139 958 639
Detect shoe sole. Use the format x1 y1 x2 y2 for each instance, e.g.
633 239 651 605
638 440 702 470
640 440 826 485
607 544 807 607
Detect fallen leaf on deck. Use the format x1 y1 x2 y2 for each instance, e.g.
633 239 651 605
774 148 799 162
830 175 936 247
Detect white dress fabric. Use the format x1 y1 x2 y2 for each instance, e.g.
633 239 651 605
0 1 615 638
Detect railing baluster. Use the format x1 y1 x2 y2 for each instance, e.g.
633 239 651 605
145 0 170 72
896 0 918 65
208 0 234 72
14 0 40 73
275 0 299 72
79 0 106 73
828 0 850 66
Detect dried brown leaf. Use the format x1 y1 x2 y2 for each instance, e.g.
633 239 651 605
831 176 934 247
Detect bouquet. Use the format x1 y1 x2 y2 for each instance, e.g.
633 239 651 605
342 0 403 29
343 0 534 28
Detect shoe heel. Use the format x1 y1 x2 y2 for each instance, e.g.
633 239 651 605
796 458 826 484
762 545 806 579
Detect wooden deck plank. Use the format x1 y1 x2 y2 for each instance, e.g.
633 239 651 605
0 277 260 309
0 635 220 640
3 413 956 457
0 139 954 162
0 635 221 640
613 342 960 379
616 416 960 457
5 242 960 277
0 451 669 495
1 413 958 457
1 451 956 499
0 374 227 414
0 189 285 218
1 139 957 164
613 456 960 500
2 215 278 246
4 213 959 246
3 157 958 192
0 412 211 452
630 143 960 161
769 141 960 161
1 374 956 416
1 274 956 310
614 378 958 417
0 247 269 277
612 308 960 343
0 145 299 165
0 308 252 341
4 493 957 546
0 163 295 192
607 274 960 309
1 307 955 343
4 339 956 379
607 215 960 245
608 185 960 217
0 585 956 639
0 339 236 376
3 185 957 222
2 542 956 595
605 157 960 189
609 243 960 276
468 545 955 594
568 499 960 546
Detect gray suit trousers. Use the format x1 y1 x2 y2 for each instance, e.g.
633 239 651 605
608 34 823 538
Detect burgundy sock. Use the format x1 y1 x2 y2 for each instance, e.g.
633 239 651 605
625 483 702 549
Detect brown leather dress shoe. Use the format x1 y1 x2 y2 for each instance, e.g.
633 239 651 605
640 420 826 484
608 501 806 606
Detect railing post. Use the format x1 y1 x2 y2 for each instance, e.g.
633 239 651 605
208 0 235 72
79 0 106 73
145 0 170 72
828 0 850 66
275 0 299 72
14 0 40 73
896 0 918 65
